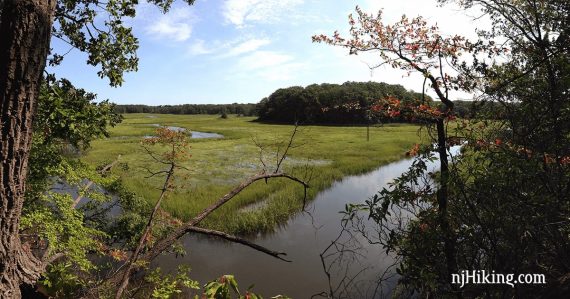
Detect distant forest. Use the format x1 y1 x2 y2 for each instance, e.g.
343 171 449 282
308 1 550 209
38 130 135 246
116 81 494 123
256 81 427 123
256 82 501 123
114 103 258 116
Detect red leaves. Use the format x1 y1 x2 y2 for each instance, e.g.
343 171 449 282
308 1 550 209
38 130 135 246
143 127 189 147
370 104 382 112
407 143 420 156
368 96 452 122
544 154 556 164
389 110 401 117
467 131 570 167
110 249 129 261
311 5 477 99
142 127 191 163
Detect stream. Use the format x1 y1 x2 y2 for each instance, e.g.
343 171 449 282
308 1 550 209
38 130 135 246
153 146 461 298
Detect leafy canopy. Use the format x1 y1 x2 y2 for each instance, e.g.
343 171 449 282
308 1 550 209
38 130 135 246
48 0 195 86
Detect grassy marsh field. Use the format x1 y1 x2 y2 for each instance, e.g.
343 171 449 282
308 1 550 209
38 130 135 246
83 114 423 234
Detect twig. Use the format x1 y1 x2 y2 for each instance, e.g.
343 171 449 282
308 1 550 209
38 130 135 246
185 226 291 262
275 123 300 173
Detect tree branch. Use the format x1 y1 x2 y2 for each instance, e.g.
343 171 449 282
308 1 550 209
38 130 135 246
275 123 300 173
141 171 309 262
185 226 291 262
114 161 176 299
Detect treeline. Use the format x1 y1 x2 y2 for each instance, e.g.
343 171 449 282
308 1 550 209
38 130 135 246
114 83 494 123
448 100 507 119
256 81 430 124
115 103 257 116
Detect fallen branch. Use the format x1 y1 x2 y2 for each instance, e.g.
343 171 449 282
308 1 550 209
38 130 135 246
84 127 309 297
186 226 291 262
141 171 309 262
83 171 308 299
156 209 290 262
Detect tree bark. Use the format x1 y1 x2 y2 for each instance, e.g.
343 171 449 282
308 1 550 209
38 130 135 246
436 118 457 278
0 0 56 296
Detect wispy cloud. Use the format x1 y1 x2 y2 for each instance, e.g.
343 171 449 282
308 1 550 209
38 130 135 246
188 39 214 55
146 7 194 42
186 37 271 57
222 38 271 57
223 0 304 27
231 50 305 82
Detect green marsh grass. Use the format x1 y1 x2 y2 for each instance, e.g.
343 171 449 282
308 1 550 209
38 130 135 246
82 114 423 234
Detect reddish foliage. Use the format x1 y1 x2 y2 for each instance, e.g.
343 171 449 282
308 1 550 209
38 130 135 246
368 96 453 122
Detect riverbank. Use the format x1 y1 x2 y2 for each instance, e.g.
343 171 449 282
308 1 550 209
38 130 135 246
82 114 423 234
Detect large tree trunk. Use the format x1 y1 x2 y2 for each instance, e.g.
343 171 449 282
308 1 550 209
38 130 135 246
0 0 56 296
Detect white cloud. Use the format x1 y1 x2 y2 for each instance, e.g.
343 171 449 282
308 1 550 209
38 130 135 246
146 7 194 42
230 50 306 82
223 0 304 27
360 0 483 38
186 37 271 57
188 39 214 55
222 38 271 57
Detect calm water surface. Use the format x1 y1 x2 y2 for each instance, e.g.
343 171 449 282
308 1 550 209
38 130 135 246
146 125 224 139
64 143 458 297
153 147 462 298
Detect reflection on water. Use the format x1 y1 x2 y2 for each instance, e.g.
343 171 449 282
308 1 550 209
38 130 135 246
153 147 461 298
146 125 224 139
191 131 223 139
52 181 122 218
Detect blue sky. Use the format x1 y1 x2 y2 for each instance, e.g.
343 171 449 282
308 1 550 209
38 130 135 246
50 0 481 105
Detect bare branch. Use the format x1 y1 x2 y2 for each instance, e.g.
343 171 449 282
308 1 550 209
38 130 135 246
185 226 291 262
141 171 309 262
275 122 300 173
141 145 172 165
252 135 268 169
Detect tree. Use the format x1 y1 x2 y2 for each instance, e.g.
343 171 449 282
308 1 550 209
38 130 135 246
0 0 195 295
315 1 570 297
256 81 429 124
1 1 312 296
313 6 476 281
0 2 57 294
22 79 128 297
220 107 228 119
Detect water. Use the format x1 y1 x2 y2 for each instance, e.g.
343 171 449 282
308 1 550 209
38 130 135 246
153 147 461 298
52 180 122 218
191 131 224 139
146 125 223 139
